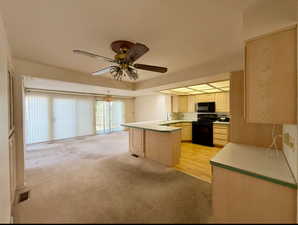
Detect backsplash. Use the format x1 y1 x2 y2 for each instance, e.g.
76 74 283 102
283 124 298 181
167 112 230 121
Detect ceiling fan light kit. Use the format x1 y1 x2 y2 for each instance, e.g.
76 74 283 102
73 40 168 81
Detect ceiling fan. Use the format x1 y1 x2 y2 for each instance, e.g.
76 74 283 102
73 40 168 80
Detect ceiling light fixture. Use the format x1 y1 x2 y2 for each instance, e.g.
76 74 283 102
172 87 194 93
103 91 113 102
209 80 230 88
188 84 213 91
159 80 230 95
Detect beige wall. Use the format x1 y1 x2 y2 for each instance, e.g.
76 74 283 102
122 98 135 123
13 76 25 189
243 0 298 40
14 58 134 91
0 12 12 223
134 94 171 122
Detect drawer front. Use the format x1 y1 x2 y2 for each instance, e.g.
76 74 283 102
213 124 229 129
180 122 192 126
214 127 228 135
214 133 227 140
214 139 228 146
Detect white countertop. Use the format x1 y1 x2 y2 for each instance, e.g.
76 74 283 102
211 143 297 188
213 121 230 125
121 120 195 132
160 120 195 125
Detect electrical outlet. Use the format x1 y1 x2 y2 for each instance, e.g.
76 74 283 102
283 133 294 149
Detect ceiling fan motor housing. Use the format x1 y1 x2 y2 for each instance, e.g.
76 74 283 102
111 40 134 54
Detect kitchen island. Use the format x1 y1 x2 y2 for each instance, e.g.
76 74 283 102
122 120 193 166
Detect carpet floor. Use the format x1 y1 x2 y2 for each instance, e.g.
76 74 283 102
14 132 212 224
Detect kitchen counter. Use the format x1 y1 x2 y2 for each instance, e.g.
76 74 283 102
123 120 183 166
211 143 297 188
121 120 195 132
213 121 230 125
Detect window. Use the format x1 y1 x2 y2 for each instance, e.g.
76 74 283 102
111 101 125 132
52 98 77 140
25 93 95 144
96 100 124 134
25 94 50 144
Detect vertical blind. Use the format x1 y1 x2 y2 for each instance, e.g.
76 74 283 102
25 95 50 144
25 93 95 144
96 101 124 134
111 101 125 132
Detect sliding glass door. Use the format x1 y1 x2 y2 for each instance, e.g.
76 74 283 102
96 101 110 134
96 100 124 134
25 94 95 144
25 95 51 144
26 93 125 144
53 98 77 140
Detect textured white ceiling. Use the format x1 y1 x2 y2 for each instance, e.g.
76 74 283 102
0 0 254 82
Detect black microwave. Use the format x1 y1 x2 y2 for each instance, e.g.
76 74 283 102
196 102 216 113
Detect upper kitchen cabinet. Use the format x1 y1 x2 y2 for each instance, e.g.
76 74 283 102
245 25 297 124
187 95 196 112
172 95 188 113
215 92 229 113
196 93 215 103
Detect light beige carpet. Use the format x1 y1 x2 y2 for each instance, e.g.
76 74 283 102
14 132 212 224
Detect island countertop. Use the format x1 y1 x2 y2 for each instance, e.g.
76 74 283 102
121 120 195 132
210 143 297 189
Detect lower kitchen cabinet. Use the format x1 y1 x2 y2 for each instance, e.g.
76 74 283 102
181 123 192 141
213 123 229 146
212 165 296 223
211 143 297 223
145 129 181 166
172 122 192 141
129 128 145 157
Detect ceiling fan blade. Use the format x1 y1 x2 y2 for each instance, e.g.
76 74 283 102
125 43 149 63
134 63 168 73
73 49 115 63
92 67 112 76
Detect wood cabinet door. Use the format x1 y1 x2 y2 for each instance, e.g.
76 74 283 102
187 95 196 112
178 96 188 112
215 92 229 113
197 93 215 103
171 96 179 112
182 125 192 141
129 128 145 157
245 26 297 124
